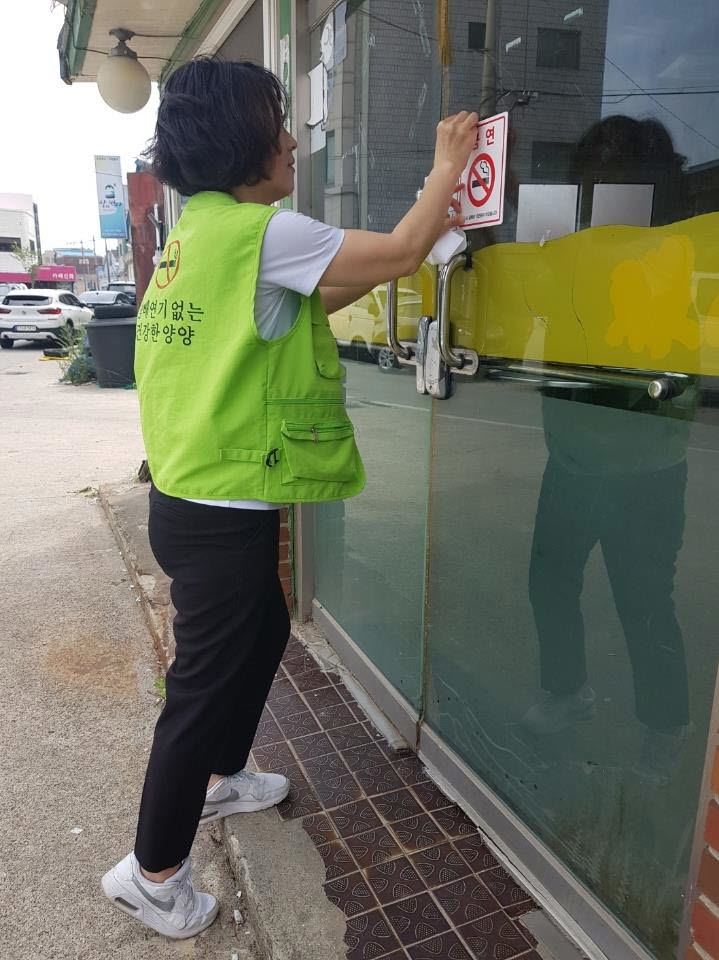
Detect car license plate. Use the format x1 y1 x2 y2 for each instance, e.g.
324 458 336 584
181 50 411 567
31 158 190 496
16 324 37 332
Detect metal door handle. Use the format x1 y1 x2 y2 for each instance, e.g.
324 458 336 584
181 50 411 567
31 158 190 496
489 362 688 400
436 251 479 375
385 279 413 361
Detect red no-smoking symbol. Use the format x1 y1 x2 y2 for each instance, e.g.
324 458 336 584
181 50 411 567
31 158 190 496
467 153 495 208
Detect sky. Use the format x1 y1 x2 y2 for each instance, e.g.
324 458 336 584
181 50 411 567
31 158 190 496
0 0 159 252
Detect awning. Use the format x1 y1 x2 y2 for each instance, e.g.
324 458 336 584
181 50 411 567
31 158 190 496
0 272 31 283
58 0 234 85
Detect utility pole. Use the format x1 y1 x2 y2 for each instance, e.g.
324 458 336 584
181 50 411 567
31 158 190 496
104 238 110 287
480 0 499 118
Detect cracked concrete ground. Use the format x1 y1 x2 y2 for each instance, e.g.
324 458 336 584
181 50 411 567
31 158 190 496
0 344 260 960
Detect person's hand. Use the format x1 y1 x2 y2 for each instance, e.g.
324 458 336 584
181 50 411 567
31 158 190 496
443 187 465 231
433 112 479 177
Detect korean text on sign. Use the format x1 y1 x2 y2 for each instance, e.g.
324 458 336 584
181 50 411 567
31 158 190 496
459 111 508 230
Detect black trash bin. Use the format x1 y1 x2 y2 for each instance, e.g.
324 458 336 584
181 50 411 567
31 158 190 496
86 305 137 388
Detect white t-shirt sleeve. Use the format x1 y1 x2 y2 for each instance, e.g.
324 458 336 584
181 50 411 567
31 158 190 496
254 210 344 341
260 210 344 296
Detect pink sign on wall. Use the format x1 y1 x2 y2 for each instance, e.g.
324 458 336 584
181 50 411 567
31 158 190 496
35 265 77 283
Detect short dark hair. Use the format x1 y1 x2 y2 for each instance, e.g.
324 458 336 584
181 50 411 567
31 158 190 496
145 57 287 196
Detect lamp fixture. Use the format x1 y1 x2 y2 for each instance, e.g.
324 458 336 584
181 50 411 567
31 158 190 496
97 28 151 114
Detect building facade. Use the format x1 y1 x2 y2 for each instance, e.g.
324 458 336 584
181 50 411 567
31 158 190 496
0 192 42 284
59 3 719 959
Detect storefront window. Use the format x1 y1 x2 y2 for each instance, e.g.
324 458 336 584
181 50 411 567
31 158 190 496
309 2 719 956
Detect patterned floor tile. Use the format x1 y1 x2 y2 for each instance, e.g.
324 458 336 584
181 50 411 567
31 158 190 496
344 908 401 960
316 839 357 880
371 787 424 823
505 900 538 919
276 767 321 820
302 685 344 710
480 867 534 910
390 814 445 854
267 690 308 719
262 636 538 960
275 709 321 740
342 742 389 773
410 843 472 887
302 812 337 845
313 772 364 808
330 799 382 838
332 680 355 702
266 677 295 702
314 702 357 730
329 722 373 751
346 826 403 868
302 751 351 785
431 805 479 840
393 755 429 786
291 731 336 762
432 877 501 926
251 740 296 773
457 913 530 959
324 870 379 917
411 781 454 813
383 893 449 947
364 856 428 905
451 834 500 873
407 932 473 960
282 636 305 660
354 762 405 797
252 717 284 748
281 653 318 677
292 668 335 693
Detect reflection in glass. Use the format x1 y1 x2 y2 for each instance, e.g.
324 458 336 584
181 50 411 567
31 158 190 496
309 1 719 957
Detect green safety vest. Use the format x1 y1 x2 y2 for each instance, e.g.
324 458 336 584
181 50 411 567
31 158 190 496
134 191 365 503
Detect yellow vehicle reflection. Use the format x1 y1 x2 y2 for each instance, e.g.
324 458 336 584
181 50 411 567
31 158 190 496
331 212 719 377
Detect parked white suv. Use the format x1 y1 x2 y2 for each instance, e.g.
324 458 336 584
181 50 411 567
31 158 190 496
0 289 93 349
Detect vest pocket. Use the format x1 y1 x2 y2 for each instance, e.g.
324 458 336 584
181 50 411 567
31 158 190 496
311 316 344 380
280 420 357 483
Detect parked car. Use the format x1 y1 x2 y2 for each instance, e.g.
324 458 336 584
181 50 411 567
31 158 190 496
80 289 134 308
329 284 423 370
106 281 136 305
0 282 28 298
0 289 93 349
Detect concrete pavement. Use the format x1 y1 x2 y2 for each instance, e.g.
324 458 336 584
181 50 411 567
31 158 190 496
0 343 259 960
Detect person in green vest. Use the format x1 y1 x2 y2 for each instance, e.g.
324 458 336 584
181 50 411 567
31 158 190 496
102 56 477 938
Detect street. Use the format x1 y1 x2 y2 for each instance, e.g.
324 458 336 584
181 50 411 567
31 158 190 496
0 343 257 959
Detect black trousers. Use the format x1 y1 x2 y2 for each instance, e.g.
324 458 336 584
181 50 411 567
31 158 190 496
528 457 689 732
134 487 290 872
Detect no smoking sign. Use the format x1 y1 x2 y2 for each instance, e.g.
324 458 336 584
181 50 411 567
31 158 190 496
459 112 508 229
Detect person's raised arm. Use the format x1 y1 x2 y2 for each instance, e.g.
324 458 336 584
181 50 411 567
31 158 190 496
318 111 478 293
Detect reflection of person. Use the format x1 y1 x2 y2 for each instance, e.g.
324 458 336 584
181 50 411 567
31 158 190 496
101 57 479 939
523 117 693 784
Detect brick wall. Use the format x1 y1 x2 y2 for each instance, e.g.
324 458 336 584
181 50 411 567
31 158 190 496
686 743 719 959
279 507 294 614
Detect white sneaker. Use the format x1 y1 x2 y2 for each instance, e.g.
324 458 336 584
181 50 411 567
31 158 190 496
199 769 290 825
101 853 218 939
633 724 690 786
521 684 596 735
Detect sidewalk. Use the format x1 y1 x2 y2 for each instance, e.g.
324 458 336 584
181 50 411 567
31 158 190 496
103 480 580 960
0 346 259 960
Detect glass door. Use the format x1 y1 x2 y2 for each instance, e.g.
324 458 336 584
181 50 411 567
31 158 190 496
309 0 441 708
423 2 719 958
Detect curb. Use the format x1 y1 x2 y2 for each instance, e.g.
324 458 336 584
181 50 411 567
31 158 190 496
222 811 347 960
